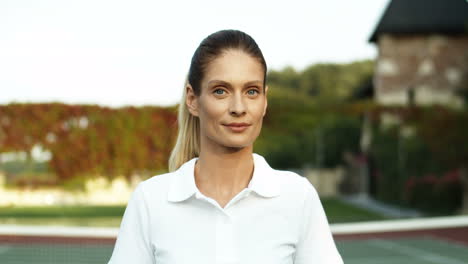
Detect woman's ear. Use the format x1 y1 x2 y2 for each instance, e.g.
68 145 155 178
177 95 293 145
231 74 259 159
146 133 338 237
186 84 199 117
263 85 268 117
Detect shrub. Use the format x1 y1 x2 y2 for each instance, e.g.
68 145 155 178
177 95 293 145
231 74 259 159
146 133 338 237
404 169 463 215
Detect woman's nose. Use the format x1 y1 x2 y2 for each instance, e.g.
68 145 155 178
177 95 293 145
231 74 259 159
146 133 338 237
229 93 246 116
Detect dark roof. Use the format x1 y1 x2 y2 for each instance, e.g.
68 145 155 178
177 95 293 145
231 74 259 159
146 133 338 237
369 0 468 42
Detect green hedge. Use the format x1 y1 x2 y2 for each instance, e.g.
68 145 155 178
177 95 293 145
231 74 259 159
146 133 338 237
369 105 467 214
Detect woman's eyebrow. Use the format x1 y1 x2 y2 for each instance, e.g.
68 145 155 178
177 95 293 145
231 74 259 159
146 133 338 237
244 80 263 86
207 80 263 87
208 80 230 87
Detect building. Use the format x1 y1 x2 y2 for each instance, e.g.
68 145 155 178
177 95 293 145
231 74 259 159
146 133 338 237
370 0 468 107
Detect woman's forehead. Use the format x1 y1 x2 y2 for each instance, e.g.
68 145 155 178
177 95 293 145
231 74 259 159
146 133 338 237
203 50 264 85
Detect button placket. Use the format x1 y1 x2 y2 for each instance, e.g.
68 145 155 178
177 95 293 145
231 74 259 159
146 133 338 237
215 212 237 263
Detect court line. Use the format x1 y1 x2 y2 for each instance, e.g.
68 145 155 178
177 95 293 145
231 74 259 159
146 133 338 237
370 239 467 264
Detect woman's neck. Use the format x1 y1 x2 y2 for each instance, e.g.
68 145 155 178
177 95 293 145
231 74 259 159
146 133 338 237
194 144 254 201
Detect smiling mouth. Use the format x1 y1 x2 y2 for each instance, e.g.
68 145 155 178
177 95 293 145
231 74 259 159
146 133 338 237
223 122 251 127
223 124 251 132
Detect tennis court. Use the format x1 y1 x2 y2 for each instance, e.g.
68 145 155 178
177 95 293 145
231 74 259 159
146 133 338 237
1 216 467 264
333 216 468 264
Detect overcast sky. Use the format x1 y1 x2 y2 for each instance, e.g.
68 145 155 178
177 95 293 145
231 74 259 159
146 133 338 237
0 0 390 107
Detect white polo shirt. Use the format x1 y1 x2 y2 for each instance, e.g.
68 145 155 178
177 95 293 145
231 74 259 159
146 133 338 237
108 153 343 264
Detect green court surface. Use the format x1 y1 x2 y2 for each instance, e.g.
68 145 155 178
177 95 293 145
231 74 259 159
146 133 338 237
0 237 467 264
337 238 468 264
0 244 114 264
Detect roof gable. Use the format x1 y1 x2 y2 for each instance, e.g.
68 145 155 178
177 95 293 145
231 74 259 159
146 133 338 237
369 0 468 42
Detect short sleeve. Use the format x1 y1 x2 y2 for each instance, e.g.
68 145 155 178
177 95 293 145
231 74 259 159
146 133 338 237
293 177 343 264
108 183 156 264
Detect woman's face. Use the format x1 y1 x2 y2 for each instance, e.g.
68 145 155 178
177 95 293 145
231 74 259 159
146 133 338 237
186 49 268 150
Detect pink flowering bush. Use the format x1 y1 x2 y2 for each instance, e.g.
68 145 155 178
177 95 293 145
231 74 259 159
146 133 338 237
404 169 463 214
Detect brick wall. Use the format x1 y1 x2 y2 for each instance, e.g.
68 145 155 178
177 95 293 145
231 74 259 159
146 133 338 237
374 34 468 107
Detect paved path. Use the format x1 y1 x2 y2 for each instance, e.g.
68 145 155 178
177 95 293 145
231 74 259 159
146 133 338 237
339 194 423 218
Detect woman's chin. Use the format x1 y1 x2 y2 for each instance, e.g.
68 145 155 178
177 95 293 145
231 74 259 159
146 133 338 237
221 140 253 150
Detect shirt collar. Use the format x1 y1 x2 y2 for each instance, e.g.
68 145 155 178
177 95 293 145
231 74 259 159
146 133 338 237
167 153 281 202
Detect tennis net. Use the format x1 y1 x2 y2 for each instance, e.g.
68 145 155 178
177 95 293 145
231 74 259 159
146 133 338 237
0 215 467 264
332 215 468 264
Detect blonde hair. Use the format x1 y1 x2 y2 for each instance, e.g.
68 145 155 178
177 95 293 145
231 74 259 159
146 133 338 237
168 80 200 172
168 29 266 171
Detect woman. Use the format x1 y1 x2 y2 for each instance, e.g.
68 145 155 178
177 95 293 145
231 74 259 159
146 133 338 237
108 29 343 264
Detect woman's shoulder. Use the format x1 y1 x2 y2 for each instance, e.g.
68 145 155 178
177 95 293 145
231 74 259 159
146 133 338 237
136 171 177 193
256 154 311 192
273 168 303 181
272 168 318 196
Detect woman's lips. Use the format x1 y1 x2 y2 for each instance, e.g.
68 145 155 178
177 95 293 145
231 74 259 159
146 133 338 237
223 123 251 132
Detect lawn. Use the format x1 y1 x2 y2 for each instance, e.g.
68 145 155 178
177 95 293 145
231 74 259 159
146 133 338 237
321 198 387 223
0 198 386 226
0 205 126 218
0 205 125 227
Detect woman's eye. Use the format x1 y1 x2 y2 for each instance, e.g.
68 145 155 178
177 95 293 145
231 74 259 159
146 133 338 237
248 89 259 95
214 89 225 95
